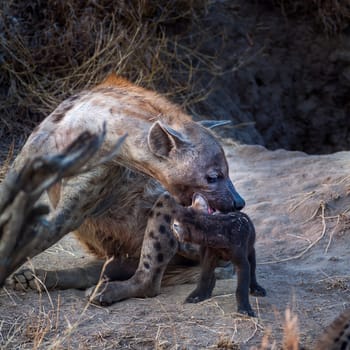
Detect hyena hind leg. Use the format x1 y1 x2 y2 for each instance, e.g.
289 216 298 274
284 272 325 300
87 193 178 306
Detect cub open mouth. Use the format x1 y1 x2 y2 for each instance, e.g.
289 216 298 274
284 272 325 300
192 192 219 215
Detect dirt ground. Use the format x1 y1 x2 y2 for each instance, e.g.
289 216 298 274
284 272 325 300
0 141 349 349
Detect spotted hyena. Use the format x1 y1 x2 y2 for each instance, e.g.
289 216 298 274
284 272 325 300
4 73 245 305
149 192 266 316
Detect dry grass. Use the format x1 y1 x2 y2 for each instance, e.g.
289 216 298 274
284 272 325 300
0 0 217 140
269 0 350 34
0 142 14 181
0 0 347 147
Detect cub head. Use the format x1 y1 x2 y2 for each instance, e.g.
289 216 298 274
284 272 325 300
148 120 245 213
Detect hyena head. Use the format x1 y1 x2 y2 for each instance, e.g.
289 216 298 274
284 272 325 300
147 120 245 213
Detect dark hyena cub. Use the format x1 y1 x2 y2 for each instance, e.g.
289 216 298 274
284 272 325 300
164 192 266 317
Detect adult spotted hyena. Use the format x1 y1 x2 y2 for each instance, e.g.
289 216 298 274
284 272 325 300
4 74 245 305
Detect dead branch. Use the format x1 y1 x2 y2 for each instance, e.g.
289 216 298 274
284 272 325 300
0 128 126 286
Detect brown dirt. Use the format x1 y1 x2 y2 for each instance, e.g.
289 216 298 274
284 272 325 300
1 142 349 349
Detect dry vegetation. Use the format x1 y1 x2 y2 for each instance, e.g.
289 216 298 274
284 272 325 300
0 0 215 140
269 0 350 34
1 0 349 144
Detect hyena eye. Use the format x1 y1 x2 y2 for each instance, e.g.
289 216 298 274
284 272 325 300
206 172 223 184
206 175 218 184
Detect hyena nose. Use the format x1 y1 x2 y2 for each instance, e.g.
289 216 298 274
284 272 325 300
233 194 245 211
228 180 245 211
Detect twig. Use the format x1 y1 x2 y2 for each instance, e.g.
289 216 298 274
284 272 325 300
261 202 327 264
325 214 340 253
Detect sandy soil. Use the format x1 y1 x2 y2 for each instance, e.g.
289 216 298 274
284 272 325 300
0 142 349 349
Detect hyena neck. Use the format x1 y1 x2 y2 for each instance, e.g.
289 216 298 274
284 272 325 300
111 118 198 186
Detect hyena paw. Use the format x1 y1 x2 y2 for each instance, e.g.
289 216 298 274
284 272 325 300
85 284 114 307
10 268 46 291
250 284 266 297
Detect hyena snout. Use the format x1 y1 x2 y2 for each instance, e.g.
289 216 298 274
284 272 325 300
229 180 245 211
207 179 245 213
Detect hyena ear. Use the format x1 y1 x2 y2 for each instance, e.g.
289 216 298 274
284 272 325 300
192 193 209 213
198 120 231 129
148 121 191 158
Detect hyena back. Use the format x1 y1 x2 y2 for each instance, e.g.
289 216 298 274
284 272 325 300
6 73 245 305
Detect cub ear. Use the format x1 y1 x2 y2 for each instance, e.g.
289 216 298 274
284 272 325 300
192 193 209 213
198 120 231 129
148 121 191 158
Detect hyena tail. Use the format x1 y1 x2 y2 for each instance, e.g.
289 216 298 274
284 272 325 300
162 262 234 287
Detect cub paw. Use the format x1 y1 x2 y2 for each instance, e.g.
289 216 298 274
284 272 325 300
185 290 212 303
237 307 256 317
250 284 266 297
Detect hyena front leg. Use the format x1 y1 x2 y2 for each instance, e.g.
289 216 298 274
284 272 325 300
12 258 138 291
12 260 105 291
87 193 179 306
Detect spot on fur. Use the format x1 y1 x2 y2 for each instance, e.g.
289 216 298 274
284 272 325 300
163 214 171 223
51 94 80 123
52 112 66 123
154 242 161 251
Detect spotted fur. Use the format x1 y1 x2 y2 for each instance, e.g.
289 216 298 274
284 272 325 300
314 309 350 350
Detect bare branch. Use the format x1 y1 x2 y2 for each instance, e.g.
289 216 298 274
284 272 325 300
0 129 126 285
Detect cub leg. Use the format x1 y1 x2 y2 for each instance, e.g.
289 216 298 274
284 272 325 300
87 194 179 306
248 247 266 297
235 254 255 316
185 246 218 303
